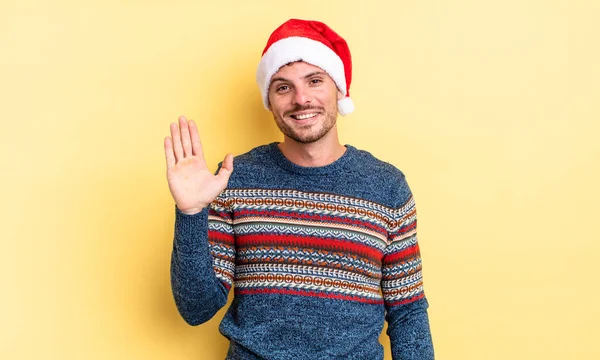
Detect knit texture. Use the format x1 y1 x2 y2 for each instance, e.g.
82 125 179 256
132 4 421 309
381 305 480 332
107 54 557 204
171 143 434 359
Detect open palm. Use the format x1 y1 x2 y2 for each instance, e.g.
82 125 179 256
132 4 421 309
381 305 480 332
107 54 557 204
164 116 233 215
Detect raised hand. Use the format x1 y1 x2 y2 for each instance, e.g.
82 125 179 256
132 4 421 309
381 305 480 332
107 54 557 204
164 116 233 215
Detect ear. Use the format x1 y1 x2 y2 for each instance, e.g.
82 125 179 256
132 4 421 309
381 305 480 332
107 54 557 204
337 90 344 100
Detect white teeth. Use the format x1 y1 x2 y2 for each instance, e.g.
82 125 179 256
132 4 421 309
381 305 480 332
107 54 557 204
295 113 317 120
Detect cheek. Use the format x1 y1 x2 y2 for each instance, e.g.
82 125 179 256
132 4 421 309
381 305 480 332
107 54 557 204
323 91 340 107
271 95 292 112
269 99 286 117
319 87 339 101
270 100 283 113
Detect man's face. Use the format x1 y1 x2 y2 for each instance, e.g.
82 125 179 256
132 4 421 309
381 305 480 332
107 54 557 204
268 61 343 144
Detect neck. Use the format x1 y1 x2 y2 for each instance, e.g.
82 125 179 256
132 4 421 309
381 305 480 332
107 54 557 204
278 129 346 167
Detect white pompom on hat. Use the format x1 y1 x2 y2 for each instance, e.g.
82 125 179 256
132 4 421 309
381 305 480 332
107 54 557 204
256 19 355 116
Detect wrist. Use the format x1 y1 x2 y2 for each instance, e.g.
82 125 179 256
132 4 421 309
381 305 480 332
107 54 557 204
176 204 207 215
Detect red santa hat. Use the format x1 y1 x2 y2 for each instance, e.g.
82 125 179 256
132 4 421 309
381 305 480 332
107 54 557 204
256 19 355 116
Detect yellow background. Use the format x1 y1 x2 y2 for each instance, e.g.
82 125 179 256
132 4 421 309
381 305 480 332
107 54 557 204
2 0 599 359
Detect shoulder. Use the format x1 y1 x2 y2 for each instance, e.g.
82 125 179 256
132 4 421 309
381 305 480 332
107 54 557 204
216 143 278 188
233 143 273 165
215 143 272 170
347 145 413 208
351 146 406 179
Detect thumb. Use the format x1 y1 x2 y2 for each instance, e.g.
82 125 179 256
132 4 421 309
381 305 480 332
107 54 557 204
217 153 234 184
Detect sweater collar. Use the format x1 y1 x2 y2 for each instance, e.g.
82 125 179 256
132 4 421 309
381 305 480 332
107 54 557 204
268 142 356 176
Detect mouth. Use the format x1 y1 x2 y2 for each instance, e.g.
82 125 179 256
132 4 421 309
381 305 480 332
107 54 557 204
290 112 319 120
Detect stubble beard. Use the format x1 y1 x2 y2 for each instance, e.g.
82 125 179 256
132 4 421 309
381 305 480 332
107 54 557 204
273 104 338 144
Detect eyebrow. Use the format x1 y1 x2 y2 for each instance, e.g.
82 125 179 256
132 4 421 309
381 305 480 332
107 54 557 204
271 71 326 84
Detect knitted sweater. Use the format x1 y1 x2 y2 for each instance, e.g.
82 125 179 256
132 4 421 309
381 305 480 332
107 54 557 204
171 142 434 360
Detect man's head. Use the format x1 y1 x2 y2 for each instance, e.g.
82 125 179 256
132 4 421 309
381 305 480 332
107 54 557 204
267 61 342 144
256 19 354 117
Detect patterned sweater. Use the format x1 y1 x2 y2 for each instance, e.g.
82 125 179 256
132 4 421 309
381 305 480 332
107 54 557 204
171 142 434 359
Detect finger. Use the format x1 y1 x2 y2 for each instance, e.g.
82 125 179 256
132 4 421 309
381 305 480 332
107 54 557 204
179 116 193 158
164 136 176 170
188 120 205 158
170 120 184 162
217 153 234 184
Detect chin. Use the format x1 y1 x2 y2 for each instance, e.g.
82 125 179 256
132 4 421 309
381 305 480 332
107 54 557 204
290 128 334 144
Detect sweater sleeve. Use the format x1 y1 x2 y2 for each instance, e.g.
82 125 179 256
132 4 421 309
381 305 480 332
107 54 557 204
170 192 235 326
382 180 435 359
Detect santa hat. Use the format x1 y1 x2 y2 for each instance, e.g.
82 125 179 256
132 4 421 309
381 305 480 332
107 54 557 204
256 19 355 116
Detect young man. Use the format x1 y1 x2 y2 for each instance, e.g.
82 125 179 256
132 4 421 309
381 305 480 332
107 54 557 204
164 19 434 359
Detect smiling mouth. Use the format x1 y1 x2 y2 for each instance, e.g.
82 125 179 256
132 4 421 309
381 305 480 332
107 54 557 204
290 113 319 120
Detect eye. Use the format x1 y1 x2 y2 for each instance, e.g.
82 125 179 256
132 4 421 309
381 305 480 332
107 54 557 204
276 84 290 92
310 78 323 84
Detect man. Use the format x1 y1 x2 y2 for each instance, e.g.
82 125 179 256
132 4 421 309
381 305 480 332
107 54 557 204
164 19 434 359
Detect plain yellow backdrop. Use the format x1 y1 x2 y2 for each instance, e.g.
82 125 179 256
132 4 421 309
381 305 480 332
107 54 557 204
1 0 599 359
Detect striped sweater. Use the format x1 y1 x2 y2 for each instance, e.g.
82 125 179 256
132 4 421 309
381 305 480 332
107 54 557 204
171 142 434 359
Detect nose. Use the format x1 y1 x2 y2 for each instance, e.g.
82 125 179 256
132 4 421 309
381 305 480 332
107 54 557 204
292 85 312 106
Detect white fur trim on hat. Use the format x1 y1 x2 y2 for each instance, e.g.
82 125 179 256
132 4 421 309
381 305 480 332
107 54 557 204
256 36 351 115
337 96 354 116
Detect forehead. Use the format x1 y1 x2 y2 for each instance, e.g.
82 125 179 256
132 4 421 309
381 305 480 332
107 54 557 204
270 61 329 81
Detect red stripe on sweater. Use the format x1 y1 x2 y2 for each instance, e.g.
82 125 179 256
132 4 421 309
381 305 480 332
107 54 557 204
235 288 384 305
397 221 416 234
208 230 235 245
384 244 420 263
209 208 233 220
385 293 425 307
237 234 383 260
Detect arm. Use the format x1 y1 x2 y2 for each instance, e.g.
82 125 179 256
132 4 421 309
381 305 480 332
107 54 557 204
170 192 235 325
383 185 434 359
164 115 234 325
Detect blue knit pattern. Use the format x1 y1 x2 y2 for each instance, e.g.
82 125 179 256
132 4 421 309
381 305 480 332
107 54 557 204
171 143 434 359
